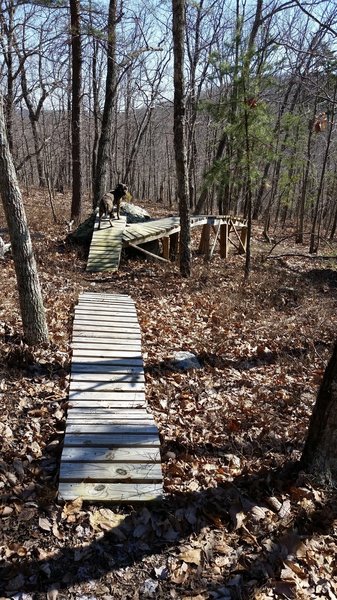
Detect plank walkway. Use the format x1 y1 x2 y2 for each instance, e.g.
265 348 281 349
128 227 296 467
86 214 248 273
122 215 246 247
59 292 163 502
87 215 126 272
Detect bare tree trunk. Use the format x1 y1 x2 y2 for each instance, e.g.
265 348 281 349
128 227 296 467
93 0 117 208
70 0 83 225
172 0 191 277
309 81 337 254
301 342 337 485
0 97 48 345
91 32 100 201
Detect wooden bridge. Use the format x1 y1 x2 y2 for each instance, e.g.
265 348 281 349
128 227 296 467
87 214 248 273
58 292 163 503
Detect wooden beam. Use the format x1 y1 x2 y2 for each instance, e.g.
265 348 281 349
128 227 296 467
239 226 248 254
209 222 222 260
128 242 171 263
230 220 247 254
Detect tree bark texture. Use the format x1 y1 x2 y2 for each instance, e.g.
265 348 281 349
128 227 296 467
301 342 337 484
70 0 83 224
172 0 191 277
93 0 117 208
0 97 48 344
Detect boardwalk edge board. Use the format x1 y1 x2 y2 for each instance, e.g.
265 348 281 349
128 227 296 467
59 292 163 502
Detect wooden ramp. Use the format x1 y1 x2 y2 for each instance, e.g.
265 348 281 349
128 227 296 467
58 292 163 502
87 216 126 272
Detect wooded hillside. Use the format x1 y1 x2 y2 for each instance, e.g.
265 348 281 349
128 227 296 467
1 0 337 598
1 0 337 248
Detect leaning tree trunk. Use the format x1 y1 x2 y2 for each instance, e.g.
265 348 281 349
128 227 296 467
301 342 337 485
0 97 48 345
172 0 191 277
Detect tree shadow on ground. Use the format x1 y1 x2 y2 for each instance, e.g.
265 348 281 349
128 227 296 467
145 341 330 374
304 268 337 289
1 459 336 598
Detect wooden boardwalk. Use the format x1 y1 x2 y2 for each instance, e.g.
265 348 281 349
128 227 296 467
87 216 126 272
59 292 163 502
86 214 248 273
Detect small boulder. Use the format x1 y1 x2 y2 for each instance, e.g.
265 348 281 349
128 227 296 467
171 351 201 370
120 202 151 223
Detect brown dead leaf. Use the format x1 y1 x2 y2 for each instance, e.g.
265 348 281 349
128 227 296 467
89 508 127 532
61 496 83 519
284 559 307 579
52 522 63 540
39 517 52 532
179 547 202 566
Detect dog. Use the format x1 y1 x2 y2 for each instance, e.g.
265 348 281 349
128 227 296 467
98 183 128 229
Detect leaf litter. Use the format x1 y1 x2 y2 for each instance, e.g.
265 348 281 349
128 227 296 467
0 191 337 598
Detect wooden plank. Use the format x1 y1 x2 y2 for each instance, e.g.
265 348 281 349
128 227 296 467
59 482 163 502
69 389 145 400
59 462 162 482
69 381 145 392
72 335 140 344
70 372 144 382
72 330 141 340
67 416 154 425
73 314 139 323
67 406 149 415
68 400 147 409
71 349 142 359
75 307 137 315
71 342 141 351
61 446 160 462
71 356 143 366
71 363 144 374
79 294 132 301
64 433 160 447
73 321 139 339
66 422 158 434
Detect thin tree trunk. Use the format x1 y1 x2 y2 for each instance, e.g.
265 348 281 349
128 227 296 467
70 0 83 225
0 97 48 345
93 0 117 208
309 83 337 254
172 0 191 277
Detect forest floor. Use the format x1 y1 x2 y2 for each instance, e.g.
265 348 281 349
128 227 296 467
1 189 337 600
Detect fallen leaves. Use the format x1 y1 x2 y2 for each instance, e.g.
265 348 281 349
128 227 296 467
0 200 337 598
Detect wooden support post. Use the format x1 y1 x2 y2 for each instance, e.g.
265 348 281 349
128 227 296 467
162 236 170 260
239 226 248 255
198 224 211 257
169 232 179 261
220 223 229 259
